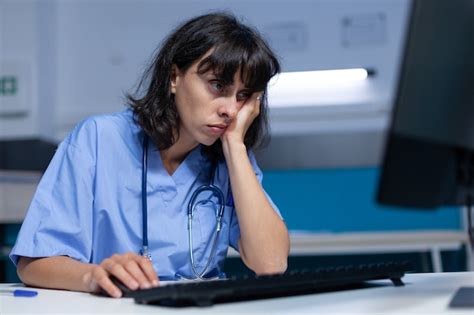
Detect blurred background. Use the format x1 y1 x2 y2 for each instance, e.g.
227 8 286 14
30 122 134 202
0 0 469 281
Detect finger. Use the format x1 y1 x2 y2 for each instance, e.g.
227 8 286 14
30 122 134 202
122 253 158 287
242 92 261 113
243 92 262 105
93 267 122 298
122 257 154 289
102 257 140 291
251 93 262 116
136 256 160 287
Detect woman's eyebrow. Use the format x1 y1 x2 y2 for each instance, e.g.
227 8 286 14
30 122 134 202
239 87 253 93
207 70 258 90
213 75 233 86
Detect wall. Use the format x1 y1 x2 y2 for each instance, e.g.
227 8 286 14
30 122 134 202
263 168 462 232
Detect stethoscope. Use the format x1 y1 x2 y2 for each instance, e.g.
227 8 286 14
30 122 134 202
140 135 226 280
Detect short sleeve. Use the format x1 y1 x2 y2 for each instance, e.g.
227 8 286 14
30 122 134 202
228 150 283 251
9 119 97 265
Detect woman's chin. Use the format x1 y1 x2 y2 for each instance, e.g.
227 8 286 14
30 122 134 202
202 139 218 146
199 136 220 147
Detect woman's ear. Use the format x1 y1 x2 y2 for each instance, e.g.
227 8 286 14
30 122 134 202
170 65 179 94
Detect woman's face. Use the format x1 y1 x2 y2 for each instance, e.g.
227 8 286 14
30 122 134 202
170 54 254 148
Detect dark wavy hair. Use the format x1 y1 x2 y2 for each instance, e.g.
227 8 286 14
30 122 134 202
127 12 280 160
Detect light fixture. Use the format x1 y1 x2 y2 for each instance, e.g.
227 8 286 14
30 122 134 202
267 68 374 108
270 68 370 86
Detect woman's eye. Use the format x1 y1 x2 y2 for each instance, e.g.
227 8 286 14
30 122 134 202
210 81 225 92
237 92 251 102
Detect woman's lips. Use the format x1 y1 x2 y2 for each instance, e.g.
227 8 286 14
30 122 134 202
207 124 227 135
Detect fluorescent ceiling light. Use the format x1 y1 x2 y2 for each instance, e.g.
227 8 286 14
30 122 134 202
267 68 372 108
270 68 369 86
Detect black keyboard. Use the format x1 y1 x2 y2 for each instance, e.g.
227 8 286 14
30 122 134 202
128 261 413 307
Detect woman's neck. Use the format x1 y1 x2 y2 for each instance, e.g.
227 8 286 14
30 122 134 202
159 138 199 176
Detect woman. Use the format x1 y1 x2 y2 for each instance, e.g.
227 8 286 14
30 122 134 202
10 12 289 298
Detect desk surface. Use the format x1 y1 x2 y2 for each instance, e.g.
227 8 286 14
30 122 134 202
1 272 473 314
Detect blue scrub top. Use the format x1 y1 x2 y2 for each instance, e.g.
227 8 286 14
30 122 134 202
10 109 281 279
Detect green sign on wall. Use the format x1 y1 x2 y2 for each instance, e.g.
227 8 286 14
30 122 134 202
0 76 17 96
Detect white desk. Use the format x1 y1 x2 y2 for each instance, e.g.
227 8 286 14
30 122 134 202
1 272 473 314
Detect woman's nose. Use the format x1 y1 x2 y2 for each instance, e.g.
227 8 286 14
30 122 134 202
217 96 240 120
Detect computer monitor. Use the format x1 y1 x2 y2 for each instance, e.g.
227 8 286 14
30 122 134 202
377 0 474 210
376 0 474 263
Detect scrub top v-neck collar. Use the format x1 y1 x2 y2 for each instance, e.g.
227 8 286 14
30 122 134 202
145 139 209 202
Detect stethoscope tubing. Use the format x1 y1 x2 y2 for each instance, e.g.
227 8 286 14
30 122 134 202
141 134 150 260
140 135 225 279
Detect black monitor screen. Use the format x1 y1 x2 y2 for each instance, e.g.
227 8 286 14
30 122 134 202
377 0 474 209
